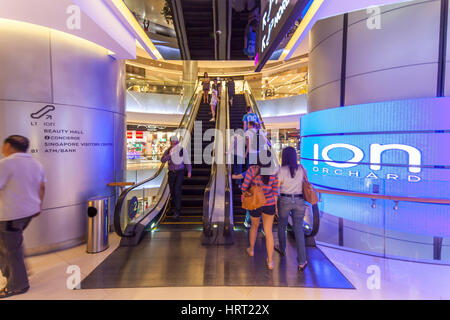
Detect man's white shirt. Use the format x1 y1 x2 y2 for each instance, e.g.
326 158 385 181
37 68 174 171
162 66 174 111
0 153 46 221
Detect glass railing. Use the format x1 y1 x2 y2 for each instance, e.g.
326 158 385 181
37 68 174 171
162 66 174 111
114 82 202 237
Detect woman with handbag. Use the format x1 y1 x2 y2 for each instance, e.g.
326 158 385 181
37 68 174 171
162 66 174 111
241 161 279 270
275 147 314 271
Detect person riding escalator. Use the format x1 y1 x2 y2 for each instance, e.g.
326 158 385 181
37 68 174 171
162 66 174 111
161 136 192 220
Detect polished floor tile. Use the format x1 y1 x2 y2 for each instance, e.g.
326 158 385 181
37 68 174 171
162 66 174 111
2 233 450 299
80 230 353 289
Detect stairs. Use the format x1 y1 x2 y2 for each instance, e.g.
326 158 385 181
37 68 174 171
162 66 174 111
230 9 251 60
180 0 215 60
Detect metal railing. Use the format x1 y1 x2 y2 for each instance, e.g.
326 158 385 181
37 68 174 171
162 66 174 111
223 85 233 236
315 188 450 208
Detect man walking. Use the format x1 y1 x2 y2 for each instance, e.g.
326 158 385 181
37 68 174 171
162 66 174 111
0 135 46 298
161 136 191 220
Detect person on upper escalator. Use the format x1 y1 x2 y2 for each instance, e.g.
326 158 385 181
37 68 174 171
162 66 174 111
210 84 219 122
243 107 260 131
161 136 192 220
245 121 269 168
202 72 211 104
226 78 235 106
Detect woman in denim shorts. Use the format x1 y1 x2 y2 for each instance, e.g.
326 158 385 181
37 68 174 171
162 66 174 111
241 161 279 270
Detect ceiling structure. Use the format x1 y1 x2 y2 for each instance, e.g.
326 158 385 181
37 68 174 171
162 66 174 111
124 0 417 99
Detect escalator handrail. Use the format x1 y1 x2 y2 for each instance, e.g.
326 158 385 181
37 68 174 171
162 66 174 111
114 82 200 237
223 86 232 236
202 84 222 236
136 91 203 235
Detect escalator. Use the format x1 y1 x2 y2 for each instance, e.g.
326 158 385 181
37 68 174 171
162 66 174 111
113 84 218 246
160 98 216 229
230 8 252 60
230 82 321 246
228 94 248 226
170 0 257 60
80 84 352 290
179 0 215 60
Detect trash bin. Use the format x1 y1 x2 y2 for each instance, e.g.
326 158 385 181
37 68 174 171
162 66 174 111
86 196 109 253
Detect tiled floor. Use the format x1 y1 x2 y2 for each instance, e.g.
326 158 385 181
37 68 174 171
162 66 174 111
2 233 450 300
80 230 353 289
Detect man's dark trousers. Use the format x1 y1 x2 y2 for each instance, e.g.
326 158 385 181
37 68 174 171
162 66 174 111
168 169 185 217
0 217 33 291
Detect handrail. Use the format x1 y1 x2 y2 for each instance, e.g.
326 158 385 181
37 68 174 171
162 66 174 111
223 85 232 236
114 81 200 237
108 182 135 187
202 83 222 237
315 188 450 206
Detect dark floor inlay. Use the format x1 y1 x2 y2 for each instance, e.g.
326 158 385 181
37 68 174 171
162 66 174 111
81 230 354 289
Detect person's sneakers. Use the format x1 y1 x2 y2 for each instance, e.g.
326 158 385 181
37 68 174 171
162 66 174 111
209 118 215 122
243 220 251 229
0 286 29 299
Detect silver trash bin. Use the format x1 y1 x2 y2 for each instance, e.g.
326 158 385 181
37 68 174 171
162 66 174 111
87 196 109 253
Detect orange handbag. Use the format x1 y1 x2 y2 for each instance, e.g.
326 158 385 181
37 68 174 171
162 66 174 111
300 165 318 205
242 169 267 210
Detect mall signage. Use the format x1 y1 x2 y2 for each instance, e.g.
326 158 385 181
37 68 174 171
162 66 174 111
300 98 450 195
255 0 310 71
135 131 144 139
310 142 422 182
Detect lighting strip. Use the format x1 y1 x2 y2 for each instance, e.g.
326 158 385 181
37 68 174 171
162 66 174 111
110 0 163 60
279 0 325 61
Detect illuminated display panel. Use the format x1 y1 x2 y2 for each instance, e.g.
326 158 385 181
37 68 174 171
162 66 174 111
256 0 311 71
300 98 450 238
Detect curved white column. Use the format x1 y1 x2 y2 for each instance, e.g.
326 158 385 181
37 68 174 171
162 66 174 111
0 20 126 255
308 0 442 112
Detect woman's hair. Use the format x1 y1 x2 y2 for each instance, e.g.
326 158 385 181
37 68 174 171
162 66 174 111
282 146 299 178
204 72 208 77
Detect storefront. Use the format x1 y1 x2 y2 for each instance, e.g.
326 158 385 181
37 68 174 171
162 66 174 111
126 124 177 165
268 128 300 159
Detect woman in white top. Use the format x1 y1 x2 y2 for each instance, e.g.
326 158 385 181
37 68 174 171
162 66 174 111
210 84 218 121
276 146 309 271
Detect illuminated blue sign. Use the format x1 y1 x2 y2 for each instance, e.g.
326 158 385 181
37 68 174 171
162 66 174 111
300 97 450 237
